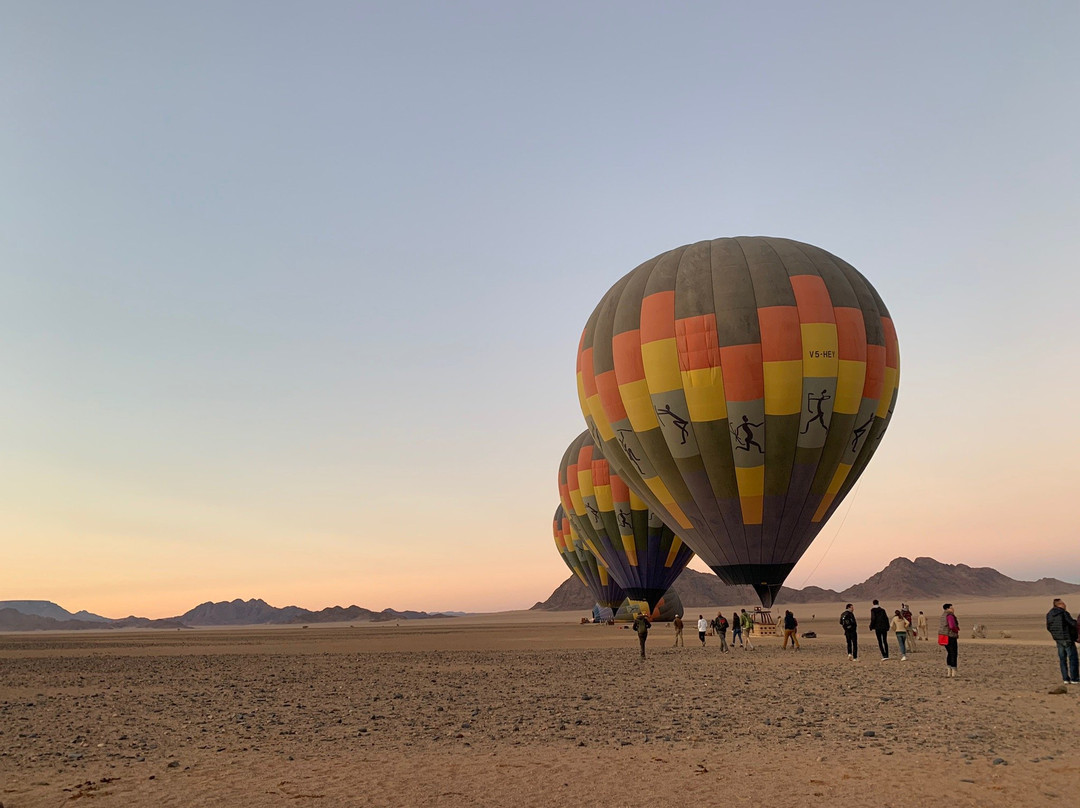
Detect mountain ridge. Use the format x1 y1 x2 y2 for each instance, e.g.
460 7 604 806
532 557 1080 612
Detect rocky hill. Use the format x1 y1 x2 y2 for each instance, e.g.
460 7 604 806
0 598 454 632
532 557 1080 611
839 557 1080 600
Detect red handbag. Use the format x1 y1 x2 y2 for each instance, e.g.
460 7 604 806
938 633 949 646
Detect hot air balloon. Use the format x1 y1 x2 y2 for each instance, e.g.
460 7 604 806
577 237 898 607
615 588 684 623
553 504 626 611
558 431 695 611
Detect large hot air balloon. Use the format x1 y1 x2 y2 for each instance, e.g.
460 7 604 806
577 237 898 607
558 431 695 611
553 504 626 611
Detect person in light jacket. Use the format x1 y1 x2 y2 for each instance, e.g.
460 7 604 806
890 609 910 660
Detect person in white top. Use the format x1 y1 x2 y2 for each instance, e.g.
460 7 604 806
697 615 708 647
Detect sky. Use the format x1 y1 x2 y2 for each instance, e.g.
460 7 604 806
2 3 1078 619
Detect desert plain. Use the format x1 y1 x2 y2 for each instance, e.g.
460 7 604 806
2 596 1079 808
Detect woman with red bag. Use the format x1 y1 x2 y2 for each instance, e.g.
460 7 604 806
938 604 960 677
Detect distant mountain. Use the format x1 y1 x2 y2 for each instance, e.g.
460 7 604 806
178 598 455 626
532 558 1080 611
0 598 454 632
0 600 111 622
838 557 1080 601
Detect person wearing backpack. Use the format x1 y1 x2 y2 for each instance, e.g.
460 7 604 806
632 611 651 660
869 599 891 660
740 609 755 650
730 611 743 648
715 612 729 652
840 603 859 661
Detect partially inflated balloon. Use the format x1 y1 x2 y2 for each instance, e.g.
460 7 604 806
615 588 683 622
577 237 898 607
558 431 695 610
553 504 626 611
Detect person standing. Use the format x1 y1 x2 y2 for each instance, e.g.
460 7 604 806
782 610 800 650
697 614 708 647
840 603 859 661
632 611 651 659
1046 598 1079 684
870 599 891 660
917 610 928 641
939 603 960 677
731 611 743 648
715 612 729 652
891 609 910 661
672 613 685 647
740 609 755 650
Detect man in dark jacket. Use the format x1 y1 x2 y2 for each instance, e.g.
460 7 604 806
632 611 651 660
869 599 891 660
1046 598 1079 684
840 604 858 661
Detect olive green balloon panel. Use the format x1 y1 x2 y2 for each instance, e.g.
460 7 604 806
577 237 899 608
554 504 626 611
558 431 695 611
615 588 683 622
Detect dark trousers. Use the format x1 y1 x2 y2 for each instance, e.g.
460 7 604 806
1056 640 1079 682
845 629 858 659
946 636 958 668
875 628 890 658
638 632 647 659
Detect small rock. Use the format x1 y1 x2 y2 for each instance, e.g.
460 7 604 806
167 761 180 768
863 730 876 737
992 758 1006 766
1048 685 1068 695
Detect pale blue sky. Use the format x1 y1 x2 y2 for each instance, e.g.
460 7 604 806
2 3 1078 616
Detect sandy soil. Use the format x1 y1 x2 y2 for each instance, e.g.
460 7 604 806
2 597 1079 807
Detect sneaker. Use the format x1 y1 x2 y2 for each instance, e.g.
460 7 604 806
848 654 853 660
900 656 907 661
1070 680 1079 685
882 657 891 661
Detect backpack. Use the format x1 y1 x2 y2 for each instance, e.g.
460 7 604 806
718 616 729 631
840 611 856 631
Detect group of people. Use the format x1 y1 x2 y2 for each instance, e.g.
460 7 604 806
841 600 957 673
630 598 1080 685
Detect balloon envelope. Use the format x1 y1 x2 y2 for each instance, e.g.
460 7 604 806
577 237 898 607
553 504 626 611
559 431 695 610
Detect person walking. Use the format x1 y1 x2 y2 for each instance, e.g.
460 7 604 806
672 613 685 647
731 611 743 648
870 599 891 660
740 609 755 650
632 611 651 659
840 603 859 661
782 610 800 650
1046 598 1079 684
891 609 910 660
697 614 708 647
715 612 729 652
939 603 960 677
917 610 928 641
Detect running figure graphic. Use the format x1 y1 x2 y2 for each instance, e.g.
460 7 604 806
618 509 631 529
731 415 765 453
656 404 690 445
851 415 873 452
801 389 831 434
616 429 645 474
